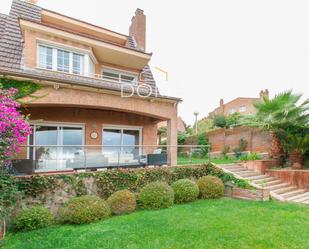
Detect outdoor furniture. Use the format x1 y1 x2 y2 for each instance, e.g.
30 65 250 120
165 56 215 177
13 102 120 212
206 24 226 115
12 159 35 175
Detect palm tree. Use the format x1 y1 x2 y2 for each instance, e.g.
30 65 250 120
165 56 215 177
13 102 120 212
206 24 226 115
242 91 308 160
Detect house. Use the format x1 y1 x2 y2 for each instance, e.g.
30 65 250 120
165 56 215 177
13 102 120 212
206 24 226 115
157 117 186 133
0 0 181 173
157 117 186 144
209 90 269 117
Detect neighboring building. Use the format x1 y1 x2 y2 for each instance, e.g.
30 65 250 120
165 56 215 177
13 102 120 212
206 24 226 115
157 117 186 144
209 90 269 117
157 117 186 133
0 0 180 172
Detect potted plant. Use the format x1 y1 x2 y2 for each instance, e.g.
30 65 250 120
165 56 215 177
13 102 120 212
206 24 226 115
284 134 309 169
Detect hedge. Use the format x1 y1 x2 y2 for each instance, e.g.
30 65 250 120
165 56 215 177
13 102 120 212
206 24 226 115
15 163 249 199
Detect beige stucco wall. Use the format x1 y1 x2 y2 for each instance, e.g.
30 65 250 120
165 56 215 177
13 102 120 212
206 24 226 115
22 85 178 164
22 30 142 77
25 107 158 149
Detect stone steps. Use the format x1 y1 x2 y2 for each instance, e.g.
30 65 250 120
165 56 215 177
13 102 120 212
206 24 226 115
216 163 309 205
273 186 298 195
265 183 290 191
264 180 282 186
286 192 309 202
247 175 272 181
281 189 307 198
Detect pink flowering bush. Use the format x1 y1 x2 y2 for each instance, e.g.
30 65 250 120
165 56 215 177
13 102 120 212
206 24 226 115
0 87 31 170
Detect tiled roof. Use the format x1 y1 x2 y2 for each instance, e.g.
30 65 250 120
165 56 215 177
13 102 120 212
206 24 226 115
0 0 178 101
0 0 41 70
0 14 8 38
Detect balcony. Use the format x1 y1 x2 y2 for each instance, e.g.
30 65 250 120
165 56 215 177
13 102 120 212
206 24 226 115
12 145 209 175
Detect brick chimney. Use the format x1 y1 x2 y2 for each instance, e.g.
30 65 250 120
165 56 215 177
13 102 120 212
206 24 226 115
129 9 146 51
25 0 38 4
259 89 269 99
220 98 224 106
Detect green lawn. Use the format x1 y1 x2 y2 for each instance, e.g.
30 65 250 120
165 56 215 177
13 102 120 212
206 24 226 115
4 199 309 249
177 156 237 165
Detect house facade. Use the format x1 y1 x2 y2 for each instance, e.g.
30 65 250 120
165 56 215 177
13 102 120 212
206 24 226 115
209 90 269 117
0 0 180 173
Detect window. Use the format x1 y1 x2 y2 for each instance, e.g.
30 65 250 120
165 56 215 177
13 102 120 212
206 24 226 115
73 53 84 75
37 44 88 76
38 45 53 70
29 124 84 171
102 126 142 164
239 106 246 113
229 108 236 114
102 69 137 84
57 49 70 72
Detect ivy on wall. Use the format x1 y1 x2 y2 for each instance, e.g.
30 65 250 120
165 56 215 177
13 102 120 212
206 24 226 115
15 164 250 199
16 173 91 197
0 77 41 100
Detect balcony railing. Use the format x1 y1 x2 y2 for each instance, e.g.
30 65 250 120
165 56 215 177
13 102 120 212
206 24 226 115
11 145 210 175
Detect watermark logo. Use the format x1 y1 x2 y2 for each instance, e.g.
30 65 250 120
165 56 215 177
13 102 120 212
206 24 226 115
121 66 168 98
121 83 158 98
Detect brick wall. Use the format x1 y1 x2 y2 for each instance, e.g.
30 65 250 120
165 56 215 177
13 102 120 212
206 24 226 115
208 127 271 154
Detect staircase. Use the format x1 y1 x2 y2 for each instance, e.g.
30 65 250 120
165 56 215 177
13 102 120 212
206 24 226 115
219 163 309 205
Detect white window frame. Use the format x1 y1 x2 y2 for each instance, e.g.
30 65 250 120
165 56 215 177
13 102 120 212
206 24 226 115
239 106 246 113
102 68 138 85
36 40 97 77
28 122 85 161
229 108 236 114
102 125 143 155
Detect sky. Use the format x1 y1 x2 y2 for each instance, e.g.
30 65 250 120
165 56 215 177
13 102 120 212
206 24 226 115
1 0 309 125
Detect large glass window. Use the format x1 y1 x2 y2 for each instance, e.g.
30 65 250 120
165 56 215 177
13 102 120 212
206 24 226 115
38 45 53 70
102 127 141 165
29 124 84 171
103 129 122 152
57 49 70 72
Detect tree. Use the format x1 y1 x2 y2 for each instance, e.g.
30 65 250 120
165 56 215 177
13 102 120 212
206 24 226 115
242 91 308 162
0 87 31 171
213 115 226 128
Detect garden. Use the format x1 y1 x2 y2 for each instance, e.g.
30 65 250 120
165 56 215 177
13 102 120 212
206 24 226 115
1 82 309 248
176 91 308 169
3 199 309 249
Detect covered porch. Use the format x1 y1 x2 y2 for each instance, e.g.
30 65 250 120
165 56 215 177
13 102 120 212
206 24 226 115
13 84 179 174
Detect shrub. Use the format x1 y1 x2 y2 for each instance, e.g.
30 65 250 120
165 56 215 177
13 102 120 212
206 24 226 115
15 206 53 231
221 145 230 159
171 179 199 204
239 152 261 161
139 182 174 209
233 138 248 158
107 190 136 215
197 176 224 199
59 195 111 224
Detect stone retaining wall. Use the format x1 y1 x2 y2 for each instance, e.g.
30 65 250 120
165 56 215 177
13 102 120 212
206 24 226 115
225 185 269 201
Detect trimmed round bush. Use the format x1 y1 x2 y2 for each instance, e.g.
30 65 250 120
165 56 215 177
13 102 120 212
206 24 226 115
139 181 174 209
15 206 54 231
59 195 111 224
107 190 136 215
171 179 199 204
197 176 224 199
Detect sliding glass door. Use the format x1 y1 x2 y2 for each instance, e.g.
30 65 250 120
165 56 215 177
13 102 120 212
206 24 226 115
102 127 142 165
29 124 84 171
